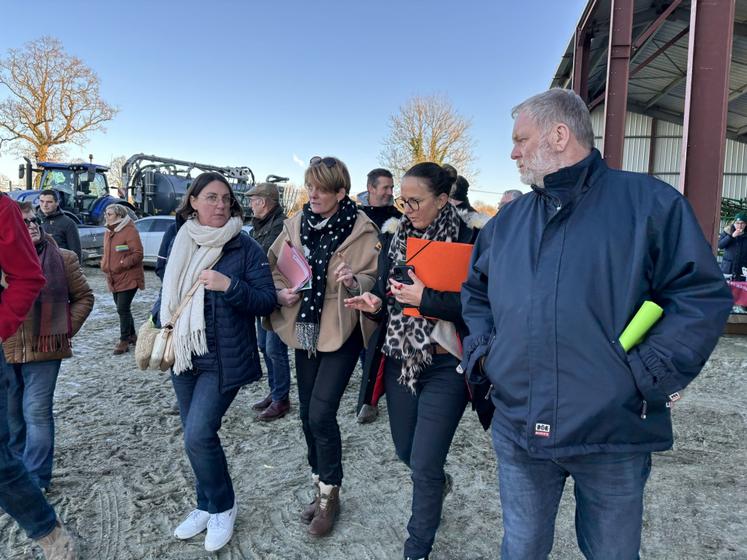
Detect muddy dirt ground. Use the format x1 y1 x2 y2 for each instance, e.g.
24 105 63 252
0 267 745 559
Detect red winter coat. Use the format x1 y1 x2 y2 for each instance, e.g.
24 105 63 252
0 194 45 341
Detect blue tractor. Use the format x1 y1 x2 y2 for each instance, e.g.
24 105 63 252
13 157 134 225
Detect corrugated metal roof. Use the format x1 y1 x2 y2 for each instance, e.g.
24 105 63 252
552 0 747 143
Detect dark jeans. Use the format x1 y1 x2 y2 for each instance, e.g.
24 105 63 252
385 354 468 559
0 349 57 539
113 287 137 341
4 359 62 489
295 330 362 486
492 426 652 560
171 369 239 513
256 319 291 402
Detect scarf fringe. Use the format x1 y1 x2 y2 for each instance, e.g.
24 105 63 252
33 334 71 354
295 322 320 354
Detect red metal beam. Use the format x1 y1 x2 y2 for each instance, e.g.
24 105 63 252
679 0 736 247
630 26 690 77
632 0 684 51
603 0 634 169
572 28 592 101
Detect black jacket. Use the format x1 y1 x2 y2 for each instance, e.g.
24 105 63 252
356 216 494 429
718 227 747 280
250 204 287 255
359 204 402 230
39 209 81 262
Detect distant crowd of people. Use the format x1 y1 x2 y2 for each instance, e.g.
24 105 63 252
0 89 736 560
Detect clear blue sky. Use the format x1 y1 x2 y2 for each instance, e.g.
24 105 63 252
0 0 587 204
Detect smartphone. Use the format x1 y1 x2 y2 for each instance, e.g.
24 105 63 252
391 264 415 285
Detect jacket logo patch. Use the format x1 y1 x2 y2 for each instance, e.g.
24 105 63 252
535 423 551 437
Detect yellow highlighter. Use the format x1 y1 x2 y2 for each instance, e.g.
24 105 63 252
619 301 664 352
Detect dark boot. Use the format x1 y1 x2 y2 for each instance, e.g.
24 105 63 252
251 394 272 411
300 474 320 524
308 483 340 537
356 403 379 424
113 340 129 355
256 398 290 421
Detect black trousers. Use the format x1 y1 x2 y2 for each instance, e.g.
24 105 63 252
295 330 362 486
112 288 137 341
385 354 469 559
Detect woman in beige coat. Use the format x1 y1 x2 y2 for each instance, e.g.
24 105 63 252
267 156 379 537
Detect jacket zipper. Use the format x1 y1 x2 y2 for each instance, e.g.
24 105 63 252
640 400 648 420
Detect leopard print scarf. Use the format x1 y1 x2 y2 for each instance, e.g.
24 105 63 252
382 202 461 391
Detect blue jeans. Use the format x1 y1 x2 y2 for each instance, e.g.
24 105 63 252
0 349 57 539
256 319 290 402
385 354 469 559
172 369 240 513
492 425 652 560
4 359 61 489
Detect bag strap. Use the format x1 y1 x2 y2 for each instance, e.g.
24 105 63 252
167 255 222 327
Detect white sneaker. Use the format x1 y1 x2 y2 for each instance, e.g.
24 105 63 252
204 502 237 552
173 509 210 540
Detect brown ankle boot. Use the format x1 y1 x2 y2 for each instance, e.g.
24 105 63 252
300 474 320 524
113 340 129 355
307 483 340 537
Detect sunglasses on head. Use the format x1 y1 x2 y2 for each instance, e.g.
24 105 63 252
24 217 40 226
309 156 337 169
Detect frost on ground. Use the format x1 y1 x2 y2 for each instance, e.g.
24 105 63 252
0 267 745 559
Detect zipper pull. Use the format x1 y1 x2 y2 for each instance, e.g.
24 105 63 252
640 400 648 420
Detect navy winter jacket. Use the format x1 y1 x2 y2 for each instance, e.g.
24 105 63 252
156 228 277 393
461 150 732 458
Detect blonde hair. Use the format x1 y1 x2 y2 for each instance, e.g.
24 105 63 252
304 156 351 194
106 203 129 219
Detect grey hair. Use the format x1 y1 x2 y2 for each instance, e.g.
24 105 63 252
106 203 129 219
502 189 523 201
511 88 595 150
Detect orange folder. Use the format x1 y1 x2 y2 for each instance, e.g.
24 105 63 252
403 237 473 318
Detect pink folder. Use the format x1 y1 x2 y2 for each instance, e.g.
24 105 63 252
277 240 312 292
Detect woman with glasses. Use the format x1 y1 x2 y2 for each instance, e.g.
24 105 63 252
101 204 145 355
2 202 94 494
266 156 380 537
156 172 276 552
345 162 487 560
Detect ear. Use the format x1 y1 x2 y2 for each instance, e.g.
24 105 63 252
336 189 346 203
551 123 571 152
437 192 449 209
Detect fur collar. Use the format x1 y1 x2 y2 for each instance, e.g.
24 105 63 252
380 208 489 237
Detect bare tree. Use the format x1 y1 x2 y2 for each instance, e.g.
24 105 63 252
380 95 476 182
280 182 302 215
0 36 118 161
108 155 128 197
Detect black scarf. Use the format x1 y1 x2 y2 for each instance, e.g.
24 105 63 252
296 196 359 352
382 202 462 390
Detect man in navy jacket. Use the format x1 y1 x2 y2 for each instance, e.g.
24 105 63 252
460 89 732 559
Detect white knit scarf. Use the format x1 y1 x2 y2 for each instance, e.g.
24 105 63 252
160 216 243 374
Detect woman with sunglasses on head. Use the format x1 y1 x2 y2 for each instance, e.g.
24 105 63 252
101 203 145 355
266 156 380 537
155 172 276 552
345 162 490 560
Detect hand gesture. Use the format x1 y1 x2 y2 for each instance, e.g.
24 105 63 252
277 287 300 307
389 270 425 307
334 261 358 290
344 292 383 313
199 269 231 292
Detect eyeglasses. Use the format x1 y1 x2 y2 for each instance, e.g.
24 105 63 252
309 156 337 169
395 196 427 212
199 194 233 206
24 217 40 226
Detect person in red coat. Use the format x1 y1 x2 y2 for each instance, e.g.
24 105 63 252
0 193 77 559
101 204 145 355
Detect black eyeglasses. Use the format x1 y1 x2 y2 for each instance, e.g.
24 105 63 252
395 196 424 212
24 217 40 226
309 156 337 169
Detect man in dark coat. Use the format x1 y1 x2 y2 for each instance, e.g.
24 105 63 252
38 190 81 263
359 168 401 230
460 88 732 559
247 183 291 421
